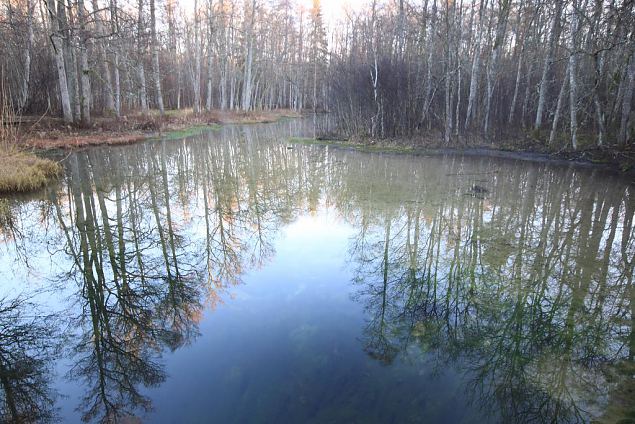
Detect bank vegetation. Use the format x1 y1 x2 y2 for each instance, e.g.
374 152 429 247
0 78 60 193
0 0 634 169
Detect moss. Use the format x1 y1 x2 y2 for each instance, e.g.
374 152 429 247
162 124 222 140
0 152 62 193
288 137 417 154
288 137 325 145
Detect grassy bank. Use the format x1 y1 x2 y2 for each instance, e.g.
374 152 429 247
1 97 62 193
24 109 301 150
288 136 635 174
0 151 61 193
1 108 300 194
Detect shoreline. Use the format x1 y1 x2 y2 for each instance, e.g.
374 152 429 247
24 109 301 151
1 109 300 194
3 114 633 195
288 137 635 176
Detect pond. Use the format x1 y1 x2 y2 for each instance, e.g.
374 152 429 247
0 119 633 423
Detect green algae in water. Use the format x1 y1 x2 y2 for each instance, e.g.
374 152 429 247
162 123 222 140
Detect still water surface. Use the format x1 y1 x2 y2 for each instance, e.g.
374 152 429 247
0 119 633 423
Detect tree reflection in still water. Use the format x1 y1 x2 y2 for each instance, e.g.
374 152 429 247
0 120 633 423
0 296 60 423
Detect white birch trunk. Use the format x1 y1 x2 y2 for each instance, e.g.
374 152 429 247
242 0 256 111
138 0 148 112
484 0 510 133
19 0 34 112
110 0 121 116
205 0 214 111
568 7 578 150
92 0 115 114
535 0 563 129
193 0 202 113
549 64 569 145
78 0 91 124
150 0 164 115
619 51 635 145
464 0 487 129
48 0 73 123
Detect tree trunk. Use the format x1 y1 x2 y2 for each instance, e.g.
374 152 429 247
193 0 202 113
464 0 487 129
77 0 91 124
535 0 563 129
206 0 214 111
483 0 510 133
568 6 579 150
150 0 165 115
619 51 635 145
110 0 121 116
18 0 34 112
444 1 452 143
137 0 148 112
63 0 80 120
242 0 256 111
92 0 115 114
592 52 606 146
549 63 569 145
47 0 73 123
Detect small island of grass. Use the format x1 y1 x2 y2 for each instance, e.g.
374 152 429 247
0 151 61 193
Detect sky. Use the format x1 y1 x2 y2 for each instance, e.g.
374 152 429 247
303 0 369 25
174 0 370 27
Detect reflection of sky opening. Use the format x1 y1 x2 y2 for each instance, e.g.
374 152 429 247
0 118 633 423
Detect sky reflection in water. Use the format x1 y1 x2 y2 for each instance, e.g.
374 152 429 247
0 119 633 423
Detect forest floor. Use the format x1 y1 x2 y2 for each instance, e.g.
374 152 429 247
290 132 635 175
21 108 301 150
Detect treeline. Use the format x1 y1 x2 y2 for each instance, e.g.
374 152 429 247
0 0 328 124
1 0 634 149
328 0 635 148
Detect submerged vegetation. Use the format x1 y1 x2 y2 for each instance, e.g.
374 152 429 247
289 135 635 172
161 123 222 140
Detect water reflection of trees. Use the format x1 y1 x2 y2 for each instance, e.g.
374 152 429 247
0 296 60 423
44 121 320 422
1 118 634 422
343 156 635 423
50 150 200 422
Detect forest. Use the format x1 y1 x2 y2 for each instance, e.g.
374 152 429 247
0 0 634 152
1 1 635 422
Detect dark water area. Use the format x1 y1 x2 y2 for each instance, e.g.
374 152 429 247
0 119 633 423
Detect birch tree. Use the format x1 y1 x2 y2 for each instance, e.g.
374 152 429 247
535 0 563 129
137 0 148 112
150 0 165 115
193 0 202 113
47 0 73 123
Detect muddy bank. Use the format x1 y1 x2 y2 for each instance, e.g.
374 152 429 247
23 109 301 150
289 136 635 176
1 109 300 194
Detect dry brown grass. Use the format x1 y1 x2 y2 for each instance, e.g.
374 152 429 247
0 152 61 193
0 74 61 193
1 108 301 193
22 108 302 151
